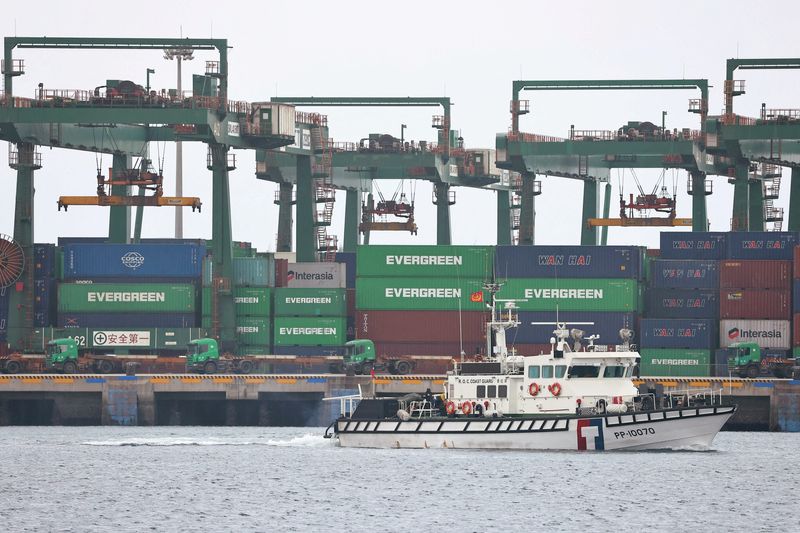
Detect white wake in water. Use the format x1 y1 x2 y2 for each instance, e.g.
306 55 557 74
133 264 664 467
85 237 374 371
82 433 331 448
264 433 330 448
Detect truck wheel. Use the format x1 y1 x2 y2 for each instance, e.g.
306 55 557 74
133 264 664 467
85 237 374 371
238 360 254 374
5 360 21 374
63 361 78 374
204 361 217 375
394 360 412 375
746 365 759 379
98 360 114 374
360 363 373 376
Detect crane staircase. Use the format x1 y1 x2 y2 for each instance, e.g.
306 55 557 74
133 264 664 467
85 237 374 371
310 114 337 261
762 163 783 231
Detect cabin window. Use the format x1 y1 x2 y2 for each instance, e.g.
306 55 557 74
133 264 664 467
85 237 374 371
498 385 508 398
604 366 626 378
477 385 486 397
568 365 601 378
625 367 634 377
542 366 553 378
555 365 567 378
527 366 540 379
488 385 497 398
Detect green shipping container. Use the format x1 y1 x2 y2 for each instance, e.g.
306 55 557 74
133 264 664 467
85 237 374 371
58 283 196 313
356 245 494 278
273 288 346 316
273 316 346 346
202 256 275 287
237 345 270 356
356 277 486 311
33 327 205 351
201 287 272 316
236 317 271 346
496 278 640 312
639 349 711 377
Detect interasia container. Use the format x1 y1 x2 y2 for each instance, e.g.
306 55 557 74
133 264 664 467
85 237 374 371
273 316 346 346
62 243 205 279
236 317 271 346
356 245 493 278
512 311 637 345
639 318 716 349
646 289 719 319
287 262 346 288
649 260 719 289
659 232 727 260
720 319 790 349
495 245 642 279
57 283 196 313
274 288 346 317
201 287 271 316
719 289 790 319
356 277 486 311
639 349 711 377
58 312 197 328
726 232 799 261
719 260 790 289
355 310 486 343
497 279 639 312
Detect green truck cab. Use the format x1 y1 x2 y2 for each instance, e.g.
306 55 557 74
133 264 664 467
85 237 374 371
331 339 413 376
46 338 81 373
185 338 256 375
727 342 798 379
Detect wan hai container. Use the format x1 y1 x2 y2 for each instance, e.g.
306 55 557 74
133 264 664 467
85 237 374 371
639 318 716 349
659 232 727 260
649 260 719 289
646 289 719 319
356 245 493 278
496 279 639 312
494 245 642 279
726 232 799 261
719 260 790 289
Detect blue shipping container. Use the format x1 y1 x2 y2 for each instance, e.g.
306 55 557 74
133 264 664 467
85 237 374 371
0 286 8 341
33 279 54 327
659 232 728 260
795 280 800 313
495 246 642 279
57 312 197 328
34 243 56 278
62 243 205 279
511 311 637 345
335 252 356 288
640 318 716 349
649 260 719 289
646 289 720 319
726 232 800 260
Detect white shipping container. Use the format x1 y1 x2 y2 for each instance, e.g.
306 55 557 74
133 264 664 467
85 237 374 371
287 262 345 288
719 319 791 349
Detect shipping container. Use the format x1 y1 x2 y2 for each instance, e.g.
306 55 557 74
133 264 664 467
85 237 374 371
720 319 791 349
639 318 716 349
355 310 487 344
719 260 791 289
203 256 275 287
346 288 356 318
719 289 790 319
58 312 197 328
272 345 343 356
511 311 637 345
236 345 272 356
372 341 467 358
356 245 494 278
275 259 289 287
726 232 800 260
497 279 640 312
356 277 487 311
639 349 711 377
495 245 642 279
646 289 719 319
287 262 346 288
33 278 55 327
273 316 346 346
659 232 727 260
795 281 800 313
57 283 196 313
236 317 271 346
335 252 357 288
274 288 346 317
794 246 800 278
34 243 56 278
201 287 271 316
62 243 205 280
712 349 735 377
0 286 8 341
28 327 205 351
251 103 295 137
649 260 719 289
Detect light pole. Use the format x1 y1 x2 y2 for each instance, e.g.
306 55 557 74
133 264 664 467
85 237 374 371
661 110 667 139
146 68 155 93
164 46 194 238
400 124 407 144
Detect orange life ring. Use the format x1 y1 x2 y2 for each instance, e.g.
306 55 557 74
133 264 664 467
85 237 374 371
445 401 456 415
461 401 472 415
528 382 539 396
549 382 562 397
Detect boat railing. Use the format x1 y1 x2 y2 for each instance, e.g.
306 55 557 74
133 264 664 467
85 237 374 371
666 387 725 408
322 384 363 418
405 399 439 419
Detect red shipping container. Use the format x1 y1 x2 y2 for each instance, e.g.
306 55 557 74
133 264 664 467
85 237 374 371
720 289 790 319
346 288 356 318
646 249 661 258
720 260 791 289
274 259 289 287
794 246 800 279
373 341 474 358
356 310 487 344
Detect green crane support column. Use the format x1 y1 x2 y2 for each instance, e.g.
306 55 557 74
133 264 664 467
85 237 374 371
7 142 38 351
296 155 315 262
209 143 236 351
108 152 131 243
434 182 452 245
731 164 749 231
600 182 611 245
749 178 765 231
690 171 709 232
132 157 148 243
496 190 511 245
789 167 800 231
518 173 536 245
343 189 360 252
276 181 293 252
363 192 373 245
581 178 598 245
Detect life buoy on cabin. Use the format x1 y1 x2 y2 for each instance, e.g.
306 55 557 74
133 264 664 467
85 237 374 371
461 401 472 415
549 382 562 397
528 382 540 396
445 401 456 415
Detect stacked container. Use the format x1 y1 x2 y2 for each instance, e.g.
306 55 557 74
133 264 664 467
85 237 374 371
273 285 347 354
0 285 8 344
794 246 800 357
355 245 493 357
34 243 57 327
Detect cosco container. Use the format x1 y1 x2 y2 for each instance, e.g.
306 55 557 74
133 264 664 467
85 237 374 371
57 283 196 313
649 260 719 289
335 252 356 288
236 317 271 346
646 289 719 319
719 289 790 319
287 262 346 288
356 245 493 278
720 319 790 349
495 245 642 279
719 260 790 289
496 279 640 312
273 317 346 346
639 349 711 377
355 310 486 343
356 277 486 311
726 232 799 260
274 288 346 317
639 318 716 349
58 312 197 328
203 256 275 287
62 243 205 279
659 232 727 260
201 287 271 317
512 311 637 345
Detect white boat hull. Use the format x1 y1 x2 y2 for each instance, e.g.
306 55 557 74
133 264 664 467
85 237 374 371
333 405 737 451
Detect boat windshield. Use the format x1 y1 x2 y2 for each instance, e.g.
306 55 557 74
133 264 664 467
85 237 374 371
568 365 601 378
603 365 627 378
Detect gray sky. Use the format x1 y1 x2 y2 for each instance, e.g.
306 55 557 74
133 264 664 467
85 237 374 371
3 0 799 251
